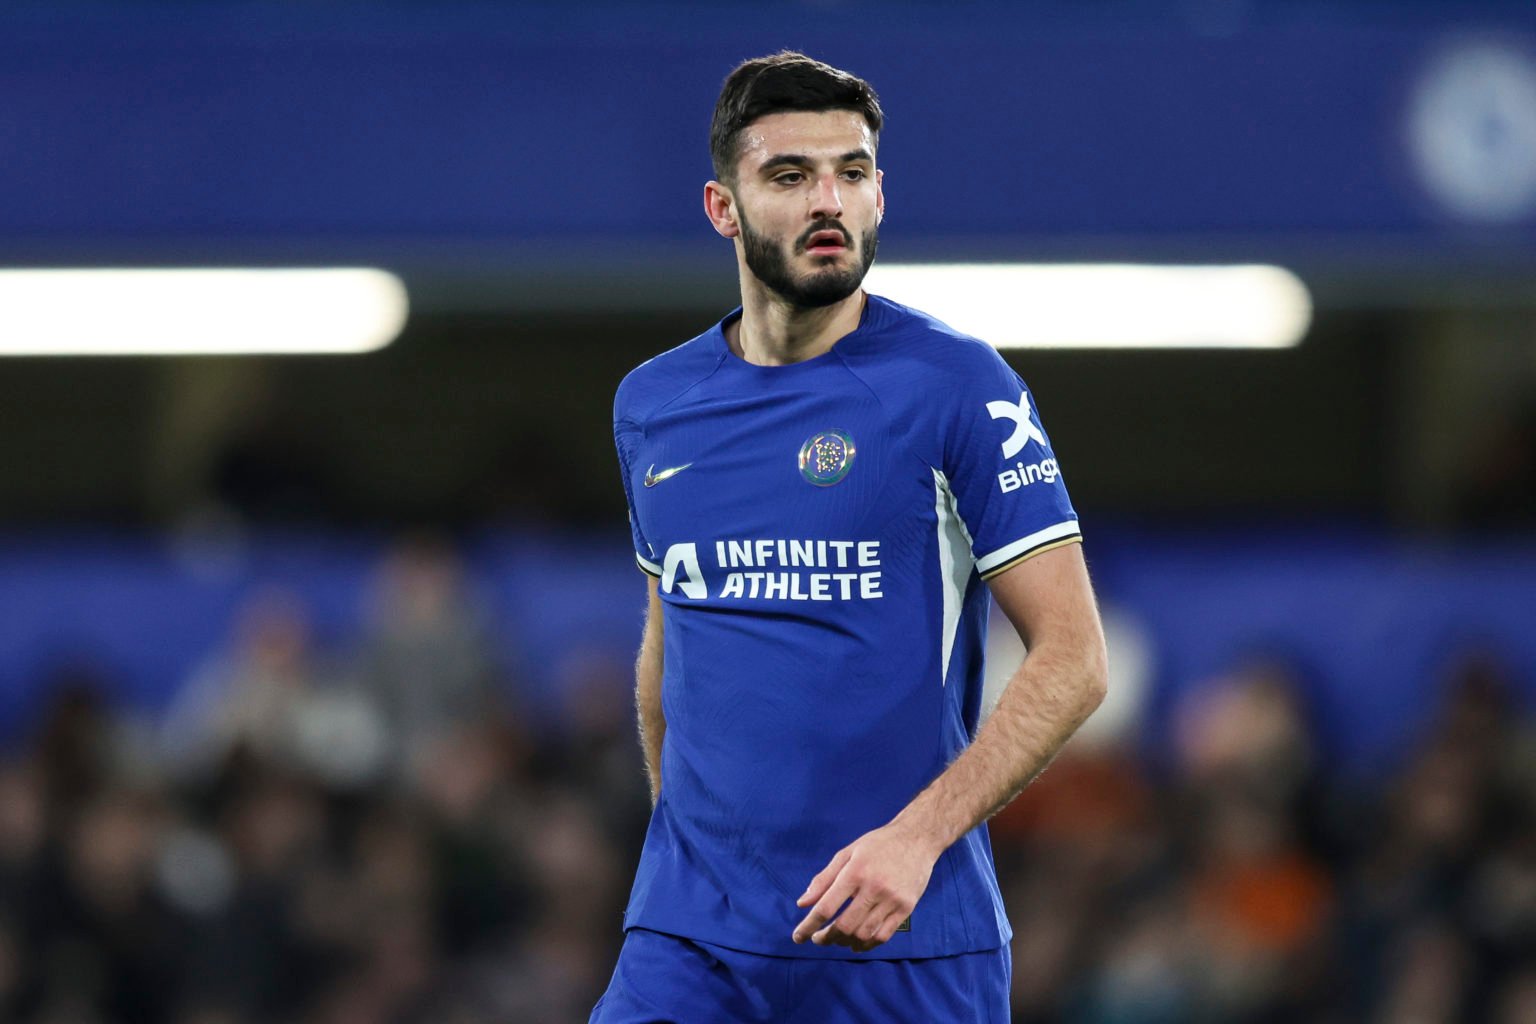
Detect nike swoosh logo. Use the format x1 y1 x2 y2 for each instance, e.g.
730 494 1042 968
643 462 692 487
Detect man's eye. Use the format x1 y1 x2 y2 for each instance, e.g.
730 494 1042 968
775 173 804 185
843 169 866 181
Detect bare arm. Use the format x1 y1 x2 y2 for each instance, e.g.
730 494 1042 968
892 540 1108 849
635 576 666 805
793 541 1108 950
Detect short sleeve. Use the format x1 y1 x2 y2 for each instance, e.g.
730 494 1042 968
939 346 1081 579
614 417 662 578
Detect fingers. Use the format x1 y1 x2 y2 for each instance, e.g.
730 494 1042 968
869 907 910 946
796 847 851 908
791 840 921 951
792 871 857 944
822 897 905 949
839 908 908 953
811 890 881 947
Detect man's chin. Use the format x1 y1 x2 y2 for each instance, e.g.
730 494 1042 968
778 272 863 309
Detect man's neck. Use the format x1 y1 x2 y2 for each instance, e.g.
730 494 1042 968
727 280 866 367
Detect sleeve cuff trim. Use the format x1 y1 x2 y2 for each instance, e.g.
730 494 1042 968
975 521 1082 577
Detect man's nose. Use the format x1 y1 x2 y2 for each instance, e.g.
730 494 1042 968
809 174 843 219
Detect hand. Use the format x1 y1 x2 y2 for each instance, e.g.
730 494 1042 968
791 822 938 952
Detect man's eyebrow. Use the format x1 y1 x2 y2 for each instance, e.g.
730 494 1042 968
758 154 810 173
757 149 875 174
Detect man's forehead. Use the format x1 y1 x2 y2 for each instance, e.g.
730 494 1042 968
738 110 876 166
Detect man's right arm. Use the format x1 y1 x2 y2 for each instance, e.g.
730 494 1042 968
635 576 665 805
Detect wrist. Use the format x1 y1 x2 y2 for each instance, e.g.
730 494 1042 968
889 800 953 861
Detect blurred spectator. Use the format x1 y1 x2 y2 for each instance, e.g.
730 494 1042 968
412 722 533 959
1492 968 1536 1024
1184 787 1333 1018
160 590 388 791
1074 894 1195 1024
463 787 621 1022
32 668 133 814
30 790 184 1023
547 652 651 859
355 536 505 777
1373 921 1474 1024
1173 654 1321 814
0 760 46 1019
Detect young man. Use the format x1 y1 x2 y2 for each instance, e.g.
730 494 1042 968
593 52 1108 1023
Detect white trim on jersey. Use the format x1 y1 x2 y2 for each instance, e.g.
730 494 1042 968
975 520 1082 577
636 552 662 577
933 469 977 688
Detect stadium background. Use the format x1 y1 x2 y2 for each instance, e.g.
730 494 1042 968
2 1 1536 1020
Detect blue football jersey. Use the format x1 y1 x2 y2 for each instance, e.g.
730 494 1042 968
612 294 1081 959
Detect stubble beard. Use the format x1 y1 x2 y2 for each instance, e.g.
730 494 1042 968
738 209 879 310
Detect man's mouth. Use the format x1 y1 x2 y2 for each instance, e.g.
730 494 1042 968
803 229 850 254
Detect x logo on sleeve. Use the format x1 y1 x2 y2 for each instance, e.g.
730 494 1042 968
986 391 1046 459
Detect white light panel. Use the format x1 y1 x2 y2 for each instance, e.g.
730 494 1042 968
862 263 1312 349
0 268 409 356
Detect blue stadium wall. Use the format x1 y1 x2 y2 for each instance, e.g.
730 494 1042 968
1 529 1532 778
2 1 1534 264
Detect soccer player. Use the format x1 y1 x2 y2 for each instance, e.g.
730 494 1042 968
593 51 1108 1023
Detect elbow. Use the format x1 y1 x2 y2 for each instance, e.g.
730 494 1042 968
1077 637 1109 720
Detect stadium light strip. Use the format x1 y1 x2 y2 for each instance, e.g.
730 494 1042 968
862 263 1312 349
0 268 408 355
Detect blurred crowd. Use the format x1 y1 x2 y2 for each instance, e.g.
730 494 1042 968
0 538 645 1024
997 652 1536 1024
0 538 1532 1023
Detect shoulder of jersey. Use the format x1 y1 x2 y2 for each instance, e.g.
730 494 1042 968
614 329 726 424
857 293 1013 384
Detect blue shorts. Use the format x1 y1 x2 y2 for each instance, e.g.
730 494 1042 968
590 927 1011 1024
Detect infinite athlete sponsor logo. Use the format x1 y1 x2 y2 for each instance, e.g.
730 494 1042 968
660 538 883 601
798 429 856 486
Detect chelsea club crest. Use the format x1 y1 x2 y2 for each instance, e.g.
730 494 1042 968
798 429 856 487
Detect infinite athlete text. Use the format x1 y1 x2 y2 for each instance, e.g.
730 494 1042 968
661 539 883 601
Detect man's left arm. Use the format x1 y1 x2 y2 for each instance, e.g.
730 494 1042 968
792 540 1108 951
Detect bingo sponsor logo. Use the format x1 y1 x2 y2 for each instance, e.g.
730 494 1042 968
987 390 1060 493
986 391 1046 460
997 458 1060 493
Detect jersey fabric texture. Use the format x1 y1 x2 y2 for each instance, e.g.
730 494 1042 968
590 927 1011 1024
613 293 1081 960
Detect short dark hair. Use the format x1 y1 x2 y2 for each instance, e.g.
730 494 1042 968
709 51 883 184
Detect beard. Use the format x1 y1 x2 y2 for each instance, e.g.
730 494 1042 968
739 210 879 310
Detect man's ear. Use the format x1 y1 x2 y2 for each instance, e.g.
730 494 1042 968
704 181 740 239
876 168 885 223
